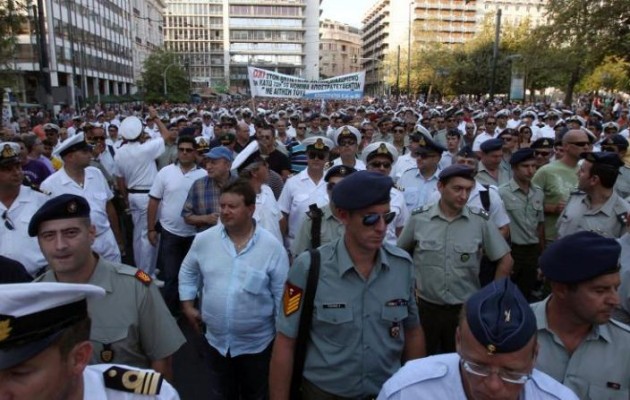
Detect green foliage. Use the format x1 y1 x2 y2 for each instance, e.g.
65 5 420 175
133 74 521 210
0 0 26 67
577 56 630 93
139 50 190 103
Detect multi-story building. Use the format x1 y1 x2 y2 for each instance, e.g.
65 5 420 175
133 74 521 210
361 0 548 94
130 0 165 87
3 0 150 108
319 19 362 78
163 0 321 93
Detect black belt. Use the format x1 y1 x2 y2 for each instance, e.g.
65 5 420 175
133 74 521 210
418 298 463 310
127 188 150 194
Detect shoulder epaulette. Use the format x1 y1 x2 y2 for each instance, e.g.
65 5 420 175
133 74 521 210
103 366 163 395
470 207 490 220
134 270 152 286
617 212 628 226
393 183 405 192
411 205 430 215
569 189 584 196
610 318 630 334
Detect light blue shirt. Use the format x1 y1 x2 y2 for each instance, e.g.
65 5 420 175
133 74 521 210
399 167 441 210
179 222 289 357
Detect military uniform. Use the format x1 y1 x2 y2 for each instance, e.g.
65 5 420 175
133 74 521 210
397 201 510 355
276 239 419 398
499 178 544 299
84 363 180 399
37 257 185 368
614 165 630 200
532 298 630 399
378 353 578 400
291 204 344 256
557 190 630 239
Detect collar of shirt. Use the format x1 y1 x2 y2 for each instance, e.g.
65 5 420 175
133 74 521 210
533 296 612 344
219 220 259 254
581 193 617 216
334 237 390 277
428 201 471 221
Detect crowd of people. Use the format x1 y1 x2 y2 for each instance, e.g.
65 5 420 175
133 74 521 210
1 95 630 399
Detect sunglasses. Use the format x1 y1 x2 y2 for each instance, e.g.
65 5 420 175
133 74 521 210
534 151 552 157
178 147 195 153
2 210 14 231
90 136 106 142
307 151 327 160
369 161 392 169
362 211 396 226
338 139 357 147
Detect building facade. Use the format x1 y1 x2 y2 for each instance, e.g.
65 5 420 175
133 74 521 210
131 0 165 87
319 19 362 79
361 0 548 95
4 0 153 109
163 0 321 93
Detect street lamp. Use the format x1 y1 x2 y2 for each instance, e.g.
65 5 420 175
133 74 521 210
163 62 177 96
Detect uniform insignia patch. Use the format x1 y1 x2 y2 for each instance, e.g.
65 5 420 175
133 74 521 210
103 366 163 395
67 201 78 214
283 282 303 316
134 270 152 286
487 344 496 355
1 144 17 158
314 138 325 150
390 322 400 338
0 319 12 342
100 343 114 362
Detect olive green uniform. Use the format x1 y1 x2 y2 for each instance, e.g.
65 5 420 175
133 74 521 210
276 239 419 398
37 257 186 368
557 191 630 239
291 204 344 256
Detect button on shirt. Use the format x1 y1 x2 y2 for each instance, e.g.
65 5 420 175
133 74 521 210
397 203 510 305
399 167 441 210
498 179 544 245
40 166 114 236
179 224 289 357
149 164 206 237
0 186 48 275
532 297 630 400
276 239 420 398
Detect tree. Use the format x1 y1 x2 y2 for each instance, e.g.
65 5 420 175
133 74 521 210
139 50 190 103
577 56 630 94
541 0 630 104
0 0 27 105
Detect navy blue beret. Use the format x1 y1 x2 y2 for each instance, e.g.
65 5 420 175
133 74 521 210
602 134 629 150
331 171 392 210
439 164 476 182
480 138 503 153
466 278 537 354
324 165 357 182
540 231 621 283
457 145 476 159
530 138 554 149
416 134 447 154
28 194 91 237
179 127 196 137
510 148 536 165
580 151 623 168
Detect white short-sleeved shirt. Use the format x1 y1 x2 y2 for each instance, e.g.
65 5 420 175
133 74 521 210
83 363 180 399
114 138 165 189
254 185 283 244
40 167 114 235
532 125 556 141
392 153 416 182
472 131 498 152
277 169 329 248
0 186 49 275
149 164 206 237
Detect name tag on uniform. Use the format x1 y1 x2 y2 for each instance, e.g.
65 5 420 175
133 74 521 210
323 303 346 309
607 382 621 390
386 299 408 307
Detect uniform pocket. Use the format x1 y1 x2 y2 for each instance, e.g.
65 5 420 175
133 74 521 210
588 385 628 400
243 270 268 295
315 305 354 347
381 306 408 322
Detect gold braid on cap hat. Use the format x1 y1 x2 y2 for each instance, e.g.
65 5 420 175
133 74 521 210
1 144 17 158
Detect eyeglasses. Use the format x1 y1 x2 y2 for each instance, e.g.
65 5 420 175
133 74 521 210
501 137 514 142
91 136 106 142
368 161 392 169
362 211 396 226
2 210 14 231
568 141 590 147
486 122 497 126
460 358 531 385
338 139 357 147
307 151 327 160
534 150 552 157
178 147 195 153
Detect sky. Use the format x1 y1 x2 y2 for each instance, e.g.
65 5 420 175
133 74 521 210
320 0 375 28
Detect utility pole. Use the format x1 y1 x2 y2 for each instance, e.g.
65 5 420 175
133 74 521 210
489 9 501 100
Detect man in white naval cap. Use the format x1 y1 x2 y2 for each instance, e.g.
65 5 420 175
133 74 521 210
0 282 180 399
